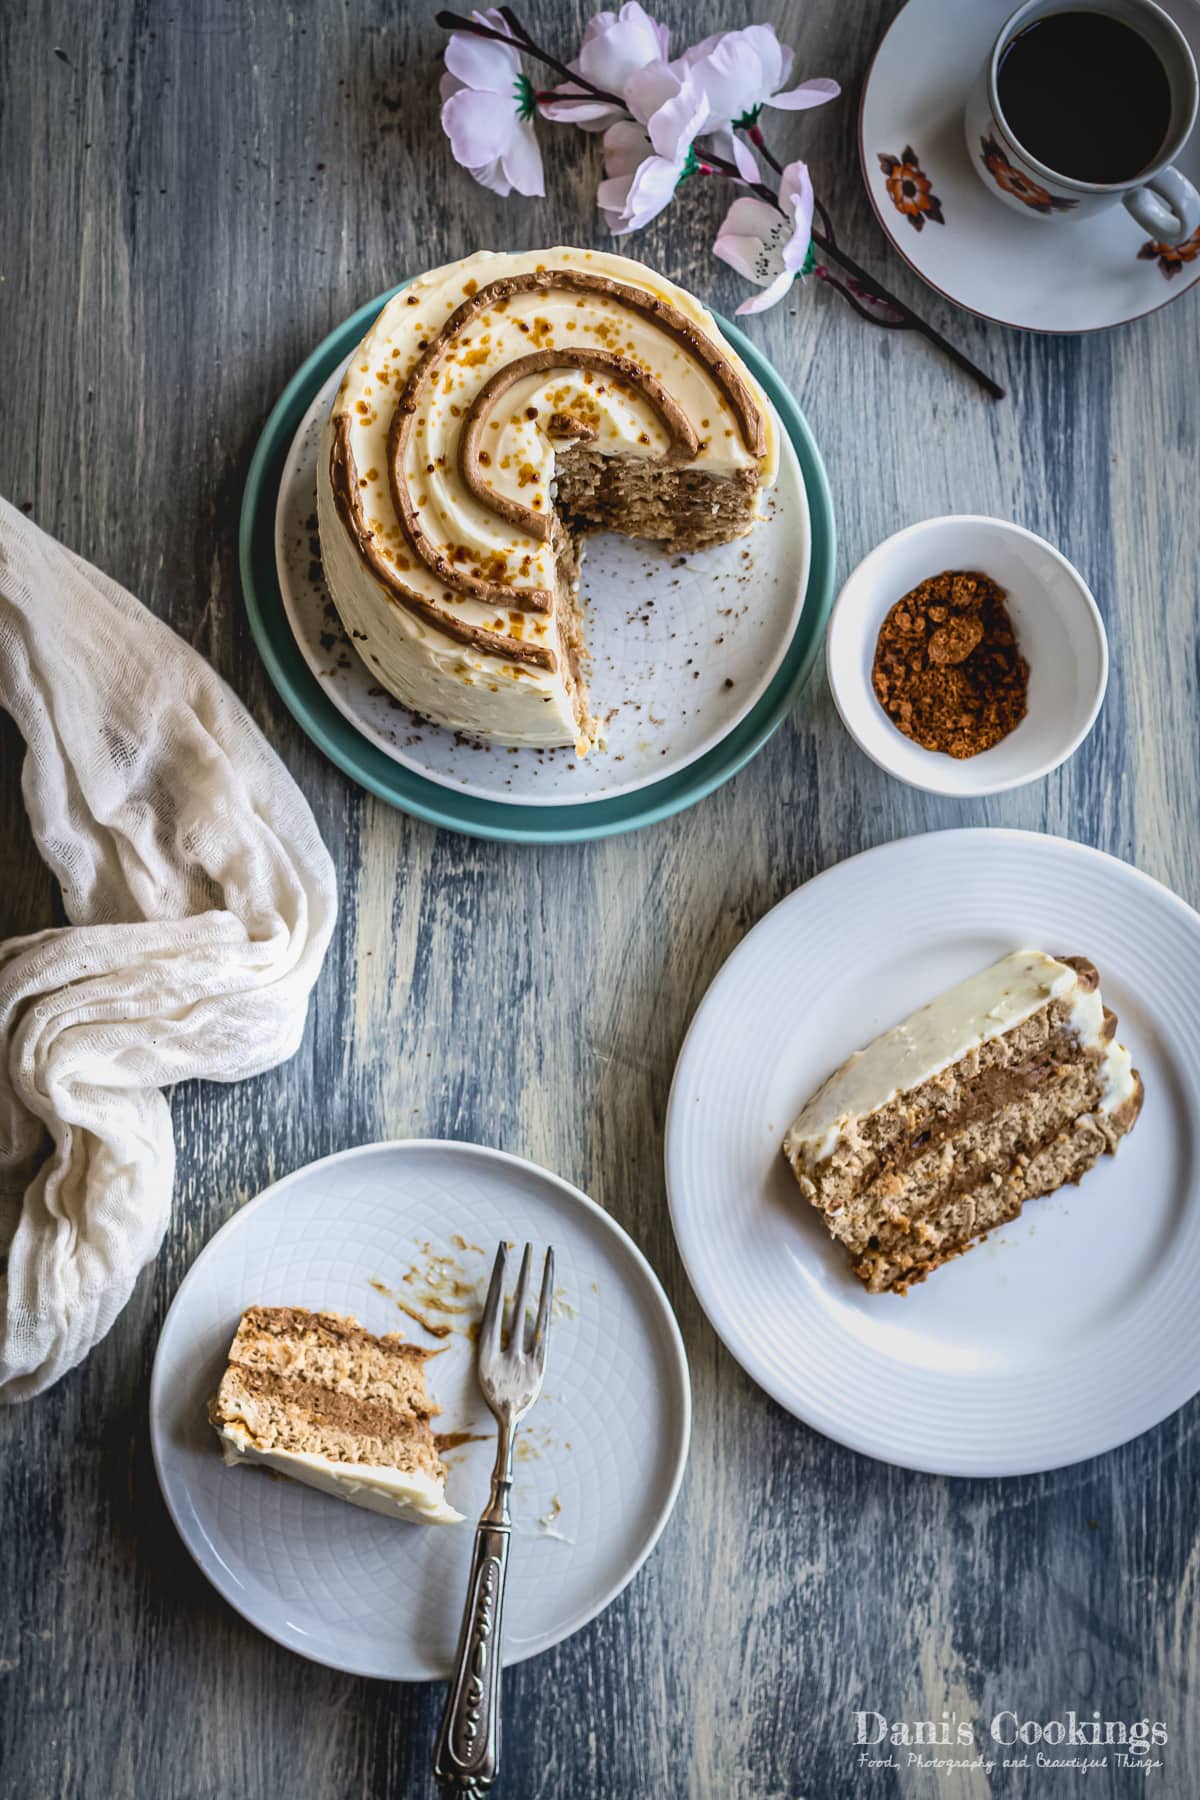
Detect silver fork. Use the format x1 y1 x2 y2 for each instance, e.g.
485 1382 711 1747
434 1242 555 1796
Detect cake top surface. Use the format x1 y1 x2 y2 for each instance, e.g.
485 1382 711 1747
784 950 1134 1162
325 246 777 662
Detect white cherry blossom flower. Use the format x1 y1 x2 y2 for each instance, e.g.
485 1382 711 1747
713 159 815 313
596 61 708 233
541 3 670 132
597 121 684 233
440 9 544 198
681 25 839 128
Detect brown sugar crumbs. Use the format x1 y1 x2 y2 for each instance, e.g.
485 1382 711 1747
871 569 1028 758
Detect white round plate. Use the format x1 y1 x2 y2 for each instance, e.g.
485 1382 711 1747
276 361 810 806
666 829 1200 1477
151 1140 691 1679
860 0 1200 331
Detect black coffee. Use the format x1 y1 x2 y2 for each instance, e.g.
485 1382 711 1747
996 10 1171 183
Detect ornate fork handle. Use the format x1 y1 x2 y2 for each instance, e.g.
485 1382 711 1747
434 1431 514 1794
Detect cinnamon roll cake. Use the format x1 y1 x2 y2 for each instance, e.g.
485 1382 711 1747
317 247 778 753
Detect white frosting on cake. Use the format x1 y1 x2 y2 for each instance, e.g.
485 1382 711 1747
784 950 1137 1168
217 1421 463 1525
316 246 777 751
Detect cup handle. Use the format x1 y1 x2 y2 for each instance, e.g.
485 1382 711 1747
1124 165 1200 243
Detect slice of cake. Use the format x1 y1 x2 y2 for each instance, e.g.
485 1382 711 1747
783 951 1143 1294
209 1306 463 1524
317 245 778 754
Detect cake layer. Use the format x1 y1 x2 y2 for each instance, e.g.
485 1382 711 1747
213 1363 438 1459
555 450 761 553
210 1306 462 1525
829 1050 1113 1258
782 951 1143 1294
784 953 1138 1197
223 1305 436 1413
855 1106 1139 1292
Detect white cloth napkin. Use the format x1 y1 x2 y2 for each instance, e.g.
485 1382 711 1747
0 497 338 1401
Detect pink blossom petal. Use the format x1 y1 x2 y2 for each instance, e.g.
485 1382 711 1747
689 35 767 125
706 126 760 182
645 80 707 161
778 158 815 249
735 267 797 313
738 24 789 91
602 119 652 180
499 122 545 198
539 92 623 129
624 58 683 126
443 29 518 95
596 172 635 231
542 4 669 132
767 76 841 111
465 153 514 197
621 153 681 228
718 194 783 241
712 230 767 282
580 3 670 94
441 87 514 166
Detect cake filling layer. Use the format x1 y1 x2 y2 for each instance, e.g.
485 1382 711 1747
853 1108 1135 1292
782 951 1143 1295
555 450 760 554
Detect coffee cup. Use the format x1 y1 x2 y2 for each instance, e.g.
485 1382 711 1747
965 0 1200 243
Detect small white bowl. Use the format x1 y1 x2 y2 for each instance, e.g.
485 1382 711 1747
826 515 1108 797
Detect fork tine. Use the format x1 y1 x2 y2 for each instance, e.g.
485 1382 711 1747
510 1242 533 1350
477 1243 507 1367
529 1247 554 1365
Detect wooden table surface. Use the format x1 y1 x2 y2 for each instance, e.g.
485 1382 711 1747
2 2 1198 1796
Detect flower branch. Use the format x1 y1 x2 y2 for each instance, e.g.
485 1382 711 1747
435 5 1004 399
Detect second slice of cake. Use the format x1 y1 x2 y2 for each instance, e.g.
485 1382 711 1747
783 951 1143 1293
209 1306 463 1524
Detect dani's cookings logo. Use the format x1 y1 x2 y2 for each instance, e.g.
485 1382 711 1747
855 1710 1167 1768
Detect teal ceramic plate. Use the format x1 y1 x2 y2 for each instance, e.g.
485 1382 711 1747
240 286 836 843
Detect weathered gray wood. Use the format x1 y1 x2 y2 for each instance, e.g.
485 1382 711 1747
2 1 1198 1796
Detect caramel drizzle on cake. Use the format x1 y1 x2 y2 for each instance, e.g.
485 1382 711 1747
328 268 768 649
458 347 701 550
329 414 558 672
389 271 766 607
318 248 778 751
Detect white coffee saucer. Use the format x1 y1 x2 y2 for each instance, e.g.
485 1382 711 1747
859 0 1200 331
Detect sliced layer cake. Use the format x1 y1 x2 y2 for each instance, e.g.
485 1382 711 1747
317 245 777 754
783 951 1143 1293
209 1306 462 1524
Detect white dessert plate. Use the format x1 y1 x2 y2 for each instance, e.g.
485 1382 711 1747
275 360 810 807
665 828 1200 1476
860 0 1200 332
150 1140 691 1679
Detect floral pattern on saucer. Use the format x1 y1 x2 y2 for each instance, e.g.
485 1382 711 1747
878 147 944 229
1138 223 1200 278
979 133 1078 213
